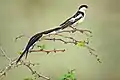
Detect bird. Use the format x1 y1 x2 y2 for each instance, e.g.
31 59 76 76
16 27 62 63
60 4 88 29
16 4 88 64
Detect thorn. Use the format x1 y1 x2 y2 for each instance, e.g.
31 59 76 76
46 52 49 54
63 49 65 52
54 48 56 53
53 38 55 42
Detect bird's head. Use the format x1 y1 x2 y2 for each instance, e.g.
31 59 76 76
78 4 88 12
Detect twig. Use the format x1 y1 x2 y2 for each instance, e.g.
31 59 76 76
0 46 50 80
85 45 102 63
29 49 65 54
45 38 76 44
69 26 92 33
0 46 11 61
15 34 29 42
45 27 92 38
0 58 17 79
44 37 101 63
44 33 78 44
14 28 101 63
21 61 50 80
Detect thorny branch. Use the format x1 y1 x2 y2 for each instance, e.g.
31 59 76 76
15 27 101 63
15 27 92 41
41 27 101 63
0 45 50 80
0 27 101 80
44 37 101 63
29 49 65 54
43 27 92 38
20 61 50 80
0 46 11 61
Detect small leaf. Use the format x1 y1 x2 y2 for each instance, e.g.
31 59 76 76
17 51 22 54
76 40 85 47
37 45 41 48
37 44 46 49
59 70 76 80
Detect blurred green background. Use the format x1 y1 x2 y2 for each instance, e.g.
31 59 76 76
0 0 120 80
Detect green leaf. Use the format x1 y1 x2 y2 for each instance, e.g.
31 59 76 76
37 44 46 49
59 70 76 80
17 51 22 54
76 40 85 47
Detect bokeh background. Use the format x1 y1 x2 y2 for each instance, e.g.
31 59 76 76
0 0 120 80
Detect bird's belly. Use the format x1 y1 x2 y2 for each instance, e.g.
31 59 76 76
72 17 85 27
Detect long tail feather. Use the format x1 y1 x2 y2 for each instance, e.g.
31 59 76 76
16 50 26 64
25 50 29 59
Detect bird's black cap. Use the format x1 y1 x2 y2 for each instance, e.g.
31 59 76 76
79 4 88 9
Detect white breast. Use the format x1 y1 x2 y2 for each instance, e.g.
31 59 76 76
69 18 76 22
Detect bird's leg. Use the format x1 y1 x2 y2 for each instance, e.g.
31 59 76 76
69 25 77 33
69 25 84 33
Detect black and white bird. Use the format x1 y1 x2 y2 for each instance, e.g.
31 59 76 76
60 4 88 29
16 4 88 64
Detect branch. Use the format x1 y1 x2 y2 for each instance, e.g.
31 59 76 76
14 27 101 63
29 49 65 54
14 34 29 42
0 45 50 80
85 45 102 63
2 26 101 80
44 37 101 63
44 27 92 38
14 27 92 42
0 46 11 61
45 38 76 44
20 61 50 80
